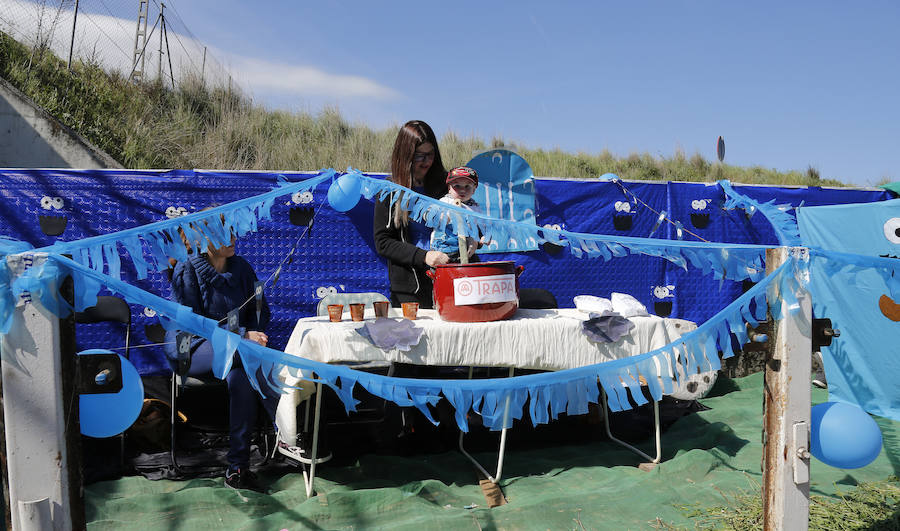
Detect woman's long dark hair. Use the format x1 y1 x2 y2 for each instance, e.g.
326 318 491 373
389 120 446 226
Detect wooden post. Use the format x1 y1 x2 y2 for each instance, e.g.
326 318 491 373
762 247 811 530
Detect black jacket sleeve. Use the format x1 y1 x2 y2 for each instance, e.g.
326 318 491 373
373 195 428 267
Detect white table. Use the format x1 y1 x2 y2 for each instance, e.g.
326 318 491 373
283 308 695 370
278 308 697 496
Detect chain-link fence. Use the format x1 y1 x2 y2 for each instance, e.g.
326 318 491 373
0 0 238 91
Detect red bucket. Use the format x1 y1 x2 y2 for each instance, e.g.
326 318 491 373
426 261 524 322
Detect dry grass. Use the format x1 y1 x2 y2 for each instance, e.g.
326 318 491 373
654 476 900 530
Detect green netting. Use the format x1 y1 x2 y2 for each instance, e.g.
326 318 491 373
85 373 900 530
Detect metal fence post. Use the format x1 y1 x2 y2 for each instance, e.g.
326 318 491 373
67 0 79 70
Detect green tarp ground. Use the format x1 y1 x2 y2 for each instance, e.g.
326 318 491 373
85 373 900 530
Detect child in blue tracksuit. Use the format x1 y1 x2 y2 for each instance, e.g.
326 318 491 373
166 236 277 493
430 166 482 262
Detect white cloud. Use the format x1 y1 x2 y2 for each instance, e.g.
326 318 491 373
0 0 398 104
229 55 398 101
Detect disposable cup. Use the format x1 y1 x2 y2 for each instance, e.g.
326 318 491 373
349 303 365 321
401 302 419 320
327 304 343 322
373 301 390 318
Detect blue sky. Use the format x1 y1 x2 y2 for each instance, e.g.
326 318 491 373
8 1 899 184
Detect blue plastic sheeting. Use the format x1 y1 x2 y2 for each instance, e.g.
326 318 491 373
798 200 900 421
465 149 537 252
0 168 889 377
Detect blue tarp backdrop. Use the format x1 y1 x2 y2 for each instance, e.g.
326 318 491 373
0 167 889 380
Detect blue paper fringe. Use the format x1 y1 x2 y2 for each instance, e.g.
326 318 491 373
0 169 819 432
719 180 802 246
0 250 801 433
359 173 769 283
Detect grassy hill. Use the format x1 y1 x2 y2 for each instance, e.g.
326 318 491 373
1 31 846 186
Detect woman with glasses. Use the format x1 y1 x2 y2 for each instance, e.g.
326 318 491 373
373 120 450 308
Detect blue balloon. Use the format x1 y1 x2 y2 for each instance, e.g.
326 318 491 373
327 173 362 212
810 401 882 469
79 349 144 438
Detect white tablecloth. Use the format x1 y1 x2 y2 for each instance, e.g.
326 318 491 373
282 308 696 371
275 308 699 443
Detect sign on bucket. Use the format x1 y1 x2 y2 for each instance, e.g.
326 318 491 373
453 274 517 306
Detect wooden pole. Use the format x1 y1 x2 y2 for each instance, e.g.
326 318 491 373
762 247 811 530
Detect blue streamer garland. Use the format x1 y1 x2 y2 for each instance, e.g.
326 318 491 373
357 173 769 283
0 248 802 433
0 169 820 433
31 170 335 285
719 180 802 246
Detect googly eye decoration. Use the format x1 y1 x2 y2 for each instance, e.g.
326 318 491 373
883 217 900 244
41 196 64 210
652 285 675 299
691 199 710 211
165 206 189 219
291 191 314 205
614 201 632 213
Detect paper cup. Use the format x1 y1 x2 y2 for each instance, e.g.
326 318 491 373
401 302 419 320
327 304 343 322
373 301 390 318
349 303 365 321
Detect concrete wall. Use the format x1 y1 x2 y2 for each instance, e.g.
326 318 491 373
0 76 121 169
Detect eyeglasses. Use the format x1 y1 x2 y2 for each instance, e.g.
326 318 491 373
412 151 435 162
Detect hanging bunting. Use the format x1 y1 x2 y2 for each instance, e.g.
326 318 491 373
719 179 802 246
0 248 804 433
0 167 831 432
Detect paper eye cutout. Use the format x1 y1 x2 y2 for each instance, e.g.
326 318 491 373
883 217 900 244
291 191 313 204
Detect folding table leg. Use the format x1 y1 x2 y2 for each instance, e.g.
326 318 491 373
458 367 513 483
600 388 661 464
303 381 323 498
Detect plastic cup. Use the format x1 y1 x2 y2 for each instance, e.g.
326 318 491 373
401 302 419 320
349 303 365 321
373 301 390 318
327 304 343 322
